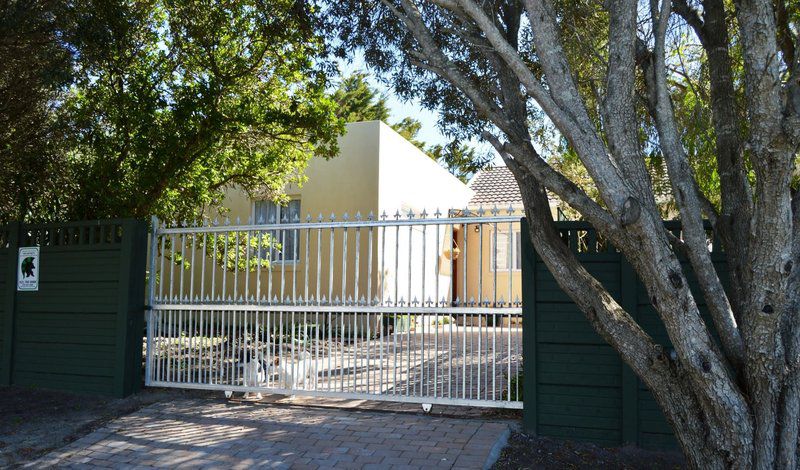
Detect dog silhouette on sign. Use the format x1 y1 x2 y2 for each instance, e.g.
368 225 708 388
21 257 35 278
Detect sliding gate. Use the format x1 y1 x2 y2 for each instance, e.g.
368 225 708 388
145 209 522 408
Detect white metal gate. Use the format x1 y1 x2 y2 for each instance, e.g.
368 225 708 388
145 209 522 408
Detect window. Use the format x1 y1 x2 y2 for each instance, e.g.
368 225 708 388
254 199 301 262
492 229 522 271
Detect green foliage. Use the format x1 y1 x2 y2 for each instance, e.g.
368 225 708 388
332 71 490 182
503 372 523 401
0 0 73 223
166 230 283 274
429 141 491 183
391 117 427 149
326 2 764 218
332 72 391 122
2 0 344 223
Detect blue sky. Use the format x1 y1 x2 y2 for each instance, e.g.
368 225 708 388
337 54 450 147
336 53 502 167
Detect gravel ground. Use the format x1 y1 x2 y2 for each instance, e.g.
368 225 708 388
492 431 686 469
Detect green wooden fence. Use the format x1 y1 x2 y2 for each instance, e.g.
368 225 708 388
0 219 147 397
521 218 727 450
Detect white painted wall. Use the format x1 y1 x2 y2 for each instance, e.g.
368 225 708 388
375 122 474 306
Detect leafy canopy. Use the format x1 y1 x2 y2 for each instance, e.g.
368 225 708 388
2 0 344 223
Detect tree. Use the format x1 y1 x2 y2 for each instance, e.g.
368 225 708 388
429 141 489 183
1 0 343 223
332 72 391 122
332 71 489 181
328 0 800 466
0 0 73 223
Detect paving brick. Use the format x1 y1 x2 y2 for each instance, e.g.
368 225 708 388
31 398 510 470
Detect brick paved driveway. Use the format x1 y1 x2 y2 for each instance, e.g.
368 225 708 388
34 399 512 469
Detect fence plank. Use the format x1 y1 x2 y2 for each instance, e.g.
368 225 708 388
1 223 19 385
522 219 725 450
521 218 537 433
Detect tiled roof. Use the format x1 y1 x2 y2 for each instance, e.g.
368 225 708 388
467 166 522 207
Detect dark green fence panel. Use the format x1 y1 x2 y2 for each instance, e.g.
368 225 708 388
0 219 146 397
522 219 726 450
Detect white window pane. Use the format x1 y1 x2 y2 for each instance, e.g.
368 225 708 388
514 231 522 270
287 200 301 222
494 231 509 270
255 201 278 224
257 199 300 261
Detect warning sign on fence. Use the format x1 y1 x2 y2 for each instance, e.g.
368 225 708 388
17 246 39 291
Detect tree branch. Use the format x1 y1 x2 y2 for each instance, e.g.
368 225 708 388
649 0 744 365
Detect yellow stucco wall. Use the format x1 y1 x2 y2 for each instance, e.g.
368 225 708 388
158 121 475 307
453 205 557 306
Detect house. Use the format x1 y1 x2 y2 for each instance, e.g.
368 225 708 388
211 120 474 306
453 166 559 311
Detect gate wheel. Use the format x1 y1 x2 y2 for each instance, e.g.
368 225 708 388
224 391 233 399
421 403 432 413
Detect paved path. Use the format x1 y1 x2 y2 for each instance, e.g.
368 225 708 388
34 399 512 469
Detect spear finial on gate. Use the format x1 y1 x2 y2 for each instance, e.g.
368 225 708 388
469 296 476 306
330 212 336 221
355 211 362 221
477 206 486 217
434 208 442 218
343 212 349 221
381 210 388 220
491 206 500 216
394 210 401 220
514 296 521 307
454 296 461 306
373 295 380 306
420 209 428 219
367 211 374 221
507 204 515 215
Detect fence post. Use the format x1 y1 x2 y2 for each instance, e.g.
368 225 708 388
620 255 639 445
113 219 148 397
521 218 537 433
1 222 21 386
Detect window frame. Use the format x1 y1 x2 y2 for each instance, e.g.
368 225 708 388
491 228 522 272
252 198 302 265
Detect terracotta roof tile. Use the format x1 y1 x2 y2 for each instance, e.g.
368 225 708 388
467 167 522 207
